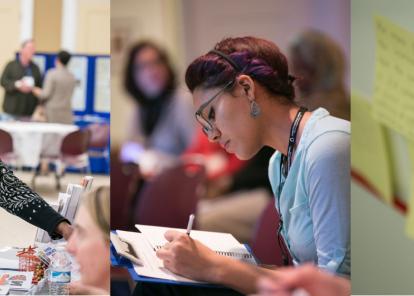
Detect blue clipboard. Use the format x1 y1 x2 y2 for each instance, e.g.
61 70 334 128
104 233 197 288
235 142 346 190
110 231 258 289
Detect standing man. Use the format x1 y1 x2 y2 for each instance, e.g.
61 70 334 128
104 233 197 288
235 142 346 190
0 39 42 118
33 50 76 124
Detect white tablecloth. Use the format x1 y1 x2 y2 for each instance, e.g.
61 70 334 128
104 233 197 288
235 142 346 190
0 122 78 167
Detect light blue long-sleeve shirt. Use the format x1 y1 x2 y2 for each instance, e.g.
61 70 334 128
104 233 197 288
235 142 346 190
268 108 350 276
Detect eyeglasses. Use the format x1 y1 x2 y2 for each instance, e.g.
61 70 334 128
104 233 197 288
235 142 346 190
195 80 234 136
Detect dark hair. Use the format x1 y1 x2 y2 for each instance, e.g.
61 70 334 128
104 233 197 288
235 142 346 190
124 40 176 105
185 36 295 102
57 50 71 66
124 41 177 136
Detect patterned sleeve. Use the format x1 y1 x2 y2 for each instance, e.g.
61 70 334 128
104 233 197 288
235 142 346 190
0 161 68 239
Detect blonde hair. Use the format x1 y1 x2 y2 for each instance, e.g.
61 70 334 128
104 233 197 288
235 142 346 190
81 186 110 241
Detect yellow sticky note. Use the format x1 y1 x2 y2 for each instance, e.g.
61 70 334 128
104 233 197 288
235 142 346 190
406 144 414 239
351 91 393 203
372 15 414 140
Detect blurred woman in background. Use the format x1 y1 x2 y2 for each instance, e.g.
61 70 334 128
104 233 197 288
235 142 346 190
121 41 195 176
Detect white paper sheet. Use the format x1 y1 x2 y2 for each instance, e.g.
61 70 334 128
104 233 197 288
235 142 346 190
115 225 257 284
135 224 256 264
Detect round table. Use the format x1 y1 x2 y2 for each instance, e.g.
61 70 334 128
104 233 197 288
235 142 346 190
0 122 78 167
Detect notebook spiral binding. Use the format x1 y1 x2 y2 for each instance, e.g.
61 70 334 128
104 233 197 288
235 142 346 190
215 251 253 259
155 245 253 259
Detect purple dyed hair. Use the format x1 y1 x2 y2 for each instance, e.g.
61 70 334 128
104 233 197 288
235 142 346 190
185 36 296 102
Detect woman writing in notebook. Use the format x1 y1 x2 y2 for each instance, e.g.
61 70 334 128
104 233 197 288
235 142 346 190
154 36 350 295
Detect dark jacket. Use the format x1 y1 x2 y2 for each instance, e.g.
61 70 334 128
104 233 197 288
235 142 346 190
229 146 275 194
0 161 67 239
0 59 42 116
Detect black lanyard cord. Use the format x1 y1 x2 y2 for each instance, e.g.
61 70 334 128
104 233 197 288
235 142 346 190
281 106 308 178
277 106 307 266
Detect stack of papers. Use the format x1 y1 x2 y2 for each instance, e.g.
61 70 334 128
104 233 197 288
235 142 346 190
0 285 9 295
0 247 19 270
35 183 85 243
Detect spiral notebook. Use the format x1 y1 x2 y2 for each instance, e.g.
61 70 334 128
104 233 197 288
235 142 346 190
136 224 256 263
114 225 257 285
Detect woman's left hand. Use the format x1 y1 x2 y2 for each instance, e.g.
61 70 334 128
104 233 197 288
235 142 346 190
156 230 223 282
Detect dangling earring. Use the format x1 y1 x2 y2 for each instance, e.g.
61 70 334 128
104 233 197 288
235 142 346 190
250 100 261 118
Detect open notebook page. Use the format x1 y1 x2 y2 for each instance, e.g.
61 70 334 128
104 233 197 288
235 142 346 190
135 224 257 265
116 230 202 283
116 229 308 294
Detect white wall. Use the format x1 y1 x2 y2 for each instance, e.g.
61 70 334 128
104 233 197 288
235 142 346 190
61 0 110 55
76 0 110 54
0 1 21 111
351 0 414 293
352 183 414 294
182 0 349 66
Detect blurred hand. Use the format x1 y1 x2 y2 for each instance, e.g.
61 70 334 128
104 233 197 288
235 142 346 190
18 83 32 93
138 150 176 179
56 221 73 241
205 176 232 199
257 264 350 296
68 281 109 295
32 87 42 97
156 230 223 282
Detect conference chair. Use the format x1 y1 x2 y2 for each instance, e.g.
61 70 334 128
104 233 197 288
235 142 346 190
133 160 206 228
0 129 17 167
250 200 293 266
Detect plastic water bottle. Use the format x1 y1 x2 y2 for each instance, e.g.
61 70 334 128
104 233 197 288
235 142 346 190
49 247 71 295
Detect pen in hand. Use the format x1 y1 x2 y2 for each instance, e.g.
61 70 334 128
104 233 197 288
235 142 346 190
186 214 195 236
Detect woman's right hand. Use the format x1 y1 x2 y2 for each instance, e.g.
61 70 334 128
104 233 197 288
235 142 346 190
156 230 225 283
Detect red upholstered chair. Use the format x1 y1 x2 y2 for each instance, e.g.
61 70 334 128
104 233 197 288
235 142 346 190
60 129 91 158
88 123 110 149
250 200 293 266
110 151 142 231
0 129 16 166
34 129 91 190
110 152 142 295
133 161 206 228
87 123 110 172
57 129 91 188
